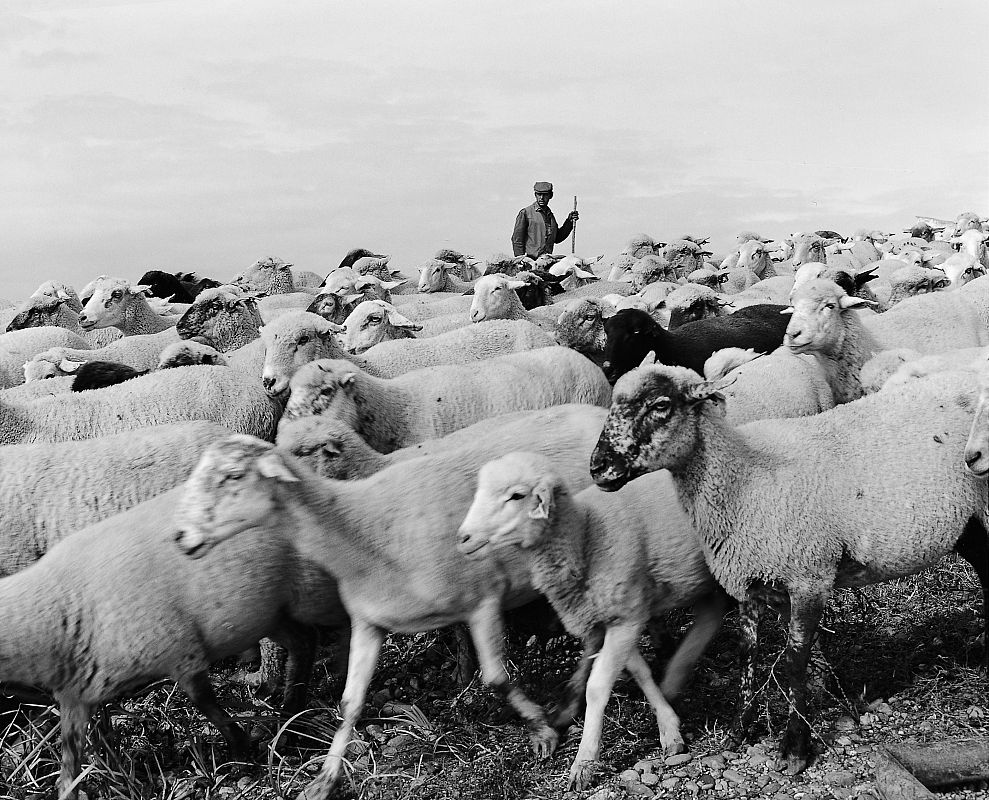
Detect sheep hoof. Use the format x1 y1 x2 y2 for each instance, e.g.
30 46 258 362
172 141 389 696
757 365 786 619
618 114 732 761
566 759 599 791
662 737 687 757
528 726 559 759
296 775 334 800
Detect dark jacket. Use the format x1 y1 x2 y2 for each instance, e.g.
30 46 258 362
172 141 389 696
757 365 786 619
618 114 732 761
512 202 574 258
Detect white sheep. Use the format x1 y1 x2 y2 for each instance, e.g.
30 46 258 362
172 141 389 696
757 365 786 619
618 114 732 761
0 421 235 577
257 291 327 322
878 346 988 392
417 258 477 293
0 326 92 389
784 279 881 403
0 486 344 799
173 419 613 800
589 364 989 776
157 340 229 369
0 365 280 445
282 346 610 452
468 274 558 331
232 256 298 294
7 282 122 348
261 311 552 397
26 325 181 373
79 276 178 336
341 300 421 352
277 403 608 482
173 286 264 353
457 451 727 790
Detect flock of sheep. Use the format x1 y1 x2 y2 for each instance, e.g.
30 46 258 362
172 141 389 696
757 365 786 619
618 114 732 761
0 209 988 799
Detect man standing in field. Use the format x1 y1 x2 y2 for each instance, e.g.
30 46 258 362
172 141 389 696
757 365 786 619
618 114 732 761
511 181 579 259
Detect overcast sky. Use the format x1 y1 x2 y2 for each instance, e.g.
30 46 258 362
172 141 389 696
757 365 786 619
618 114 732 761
2 0 987 301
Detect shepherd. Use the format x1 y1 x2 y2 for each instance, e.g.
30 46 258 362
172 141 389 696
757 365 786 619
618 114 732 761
511 181 579 259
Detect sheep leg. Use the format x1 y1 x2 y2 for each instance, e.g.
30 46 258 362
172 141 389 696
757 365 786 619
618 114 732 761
728 598 762 748
660 590 732 700
954 517 989 669
547 626 605 733
567 620 644 792
625 645 684 755
274 623 318 718
56 697 91 800
178 671 251 761
466 598 558 759
780 593 826 775
248 638 286 701
297 619 384 800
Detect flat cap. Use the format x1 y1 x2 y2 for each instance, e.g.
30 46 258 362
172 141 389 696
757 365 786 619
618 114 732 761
533 181 553 193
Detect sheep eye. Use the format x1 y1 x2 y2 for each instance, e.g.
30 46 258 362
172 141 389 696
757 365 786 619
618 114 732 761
649 398 671 415
225 471 245 482
508 491 527 501
297 335 310 346
111 290 123 300
823 303 836 310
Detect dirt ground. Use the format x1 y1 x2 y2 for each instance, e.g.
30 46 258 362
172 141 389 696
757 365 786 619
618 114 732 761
0 556 985 800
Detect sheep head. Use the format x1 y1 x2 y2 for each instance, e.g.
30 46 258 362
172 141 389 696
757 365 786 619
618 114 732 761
234 257 295 295
77 276 150 331
342 300 420 353
176 287 263 351
554 297 613 358
276 416 370 480
784 279 875 357
175 435 300 559
589 365 727 491
283 358 361 425
457 451 563 557
260 312 345 398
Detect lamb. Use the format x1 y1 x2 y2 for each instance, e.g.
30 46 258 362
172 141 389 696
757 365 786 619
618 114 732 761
589 364 989 775
0 365 280 445
601 305 790 382
553 297 614 365
260 311 555 397
157 340 229 369
79 276 178 336
0 327 92 389
70 360 147 391
0 485 344 799
282 346 610 452
7 283 122 348
457 451 727 790
173 423 610 800
0 421 236 577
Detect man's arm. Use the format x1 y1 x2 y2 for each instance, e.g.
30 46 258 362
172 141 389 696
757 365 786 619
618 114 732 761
555 212 575 243
511 209 528 256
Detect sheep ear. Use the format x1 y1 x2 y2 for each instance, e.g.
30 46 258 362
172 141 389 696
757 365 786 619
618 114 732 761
527 481 555 521
837 295 877 310
382 279 406 290
256 452 300 483
780 307 794 315
133 284 152 295
384 308 422 330
319 321 346 335
340 372 357 387
343 293 363 305
507 279 528 291
639 351 657 367
59 358 84 373
322 440 342 457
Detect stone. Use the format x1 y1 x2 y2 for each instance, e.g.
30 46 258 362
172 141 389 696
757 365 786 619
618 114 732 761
634 759 656 774
823 770 855 787
917 721 934 733
626 784 654 797
875 703 893 717
683 781 700 796
836 736 853 747
620 769 641 783
697 772 715 789
722 750 740 760
641 773 660 787
587 789 614 800
665 753 693 767
723 769 746 784
661 777 679 790
834 715 857 732
749 753 771 766
764 781 780 794
700 754 726 770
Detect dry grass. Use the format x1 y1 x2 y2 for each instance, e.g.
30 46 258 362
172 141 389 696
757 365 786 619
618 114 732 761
0 554 984 798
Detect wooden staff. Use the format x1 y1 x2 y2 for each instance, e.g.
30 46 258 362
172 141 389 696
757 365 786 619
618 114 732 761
571 195 578 254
